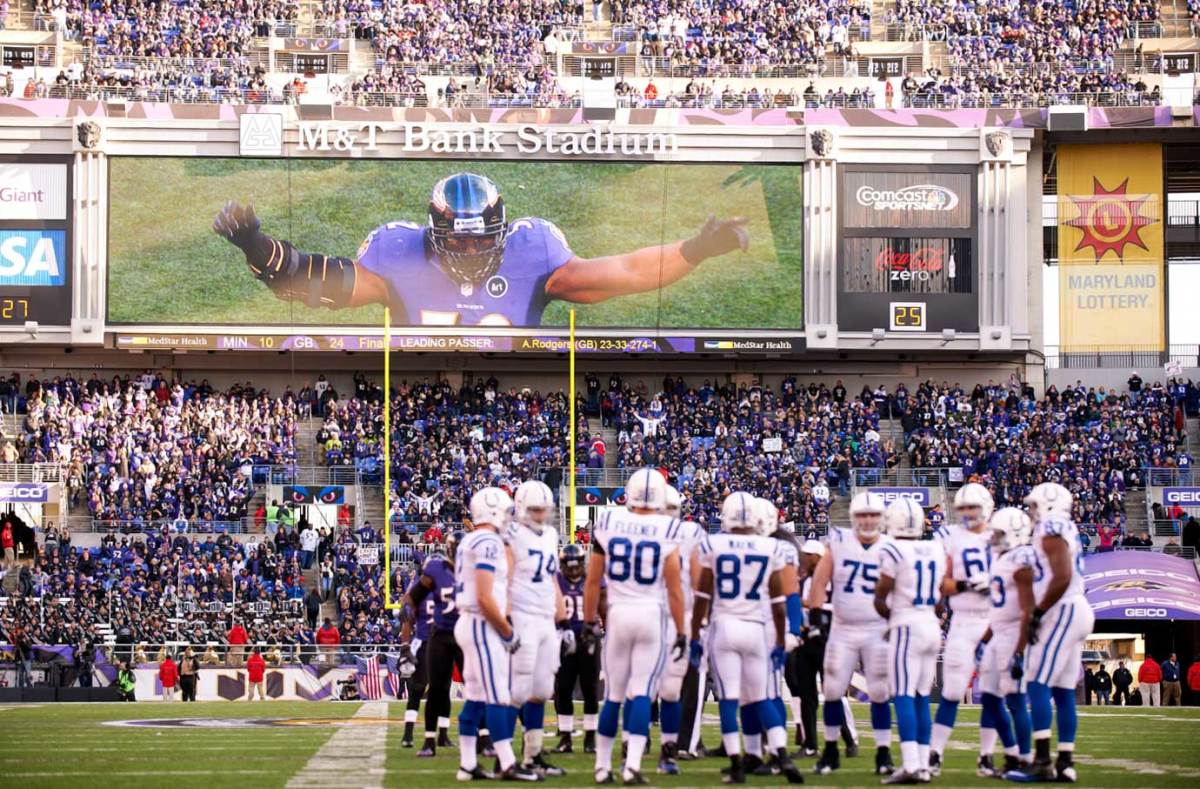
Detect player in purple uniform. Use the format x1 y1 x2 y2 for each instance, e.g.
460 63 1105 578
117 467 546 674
213 172 749 326
553 543 604 755
402 534 464 757
399 592 435 747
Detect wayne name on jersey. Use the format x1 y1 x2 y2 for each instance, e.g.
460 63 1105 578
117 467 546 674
700 533 787 621
357 218 573 326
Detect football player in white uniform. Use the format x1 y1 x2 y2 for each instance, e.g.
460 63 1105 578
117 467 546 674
805 491 895 777
975 507 1036 776
875 497 946 785
453 488 538 782
654 484 704 775
1014 482 1094 783
583 468 687 785
928 483 995 776
689 491 804 785
509 480 570 777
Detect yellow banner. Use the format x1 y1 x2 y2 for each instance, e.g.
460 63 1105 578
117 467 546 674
1057 143 1164 351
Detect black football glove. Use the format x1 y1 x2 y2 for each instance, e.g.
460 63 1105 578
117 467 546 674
671 633 688 662
1026 608 1045 645
213 200 274 277
680 214 750 265
581 621 604 654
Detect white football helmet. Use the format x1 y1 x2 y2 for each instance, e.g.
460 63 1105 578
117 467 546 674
469 487 514 531
514 479 554 530
988 507 1032 554
662 484 682 517
1023 482 1073 523
884 497 926 539
755 497 779 536
721 491 758 533
953 482 995 529
626 467 667 511
849 491 886 539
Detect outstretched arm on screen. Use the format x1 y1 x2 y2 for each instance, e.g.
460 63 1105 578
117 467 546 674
213 201 389 309
543 214 748 304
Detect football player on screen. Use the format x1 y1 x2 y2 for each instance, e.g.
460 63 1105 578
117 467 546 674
212 172 749 326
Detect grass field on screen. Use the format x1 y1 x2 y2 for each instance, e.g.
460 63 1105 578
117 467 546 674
107 158 803 329
0 701 1196 788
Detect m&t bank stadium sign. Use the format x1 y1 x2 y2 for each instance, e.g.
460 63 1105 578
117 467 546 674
295 123 677 156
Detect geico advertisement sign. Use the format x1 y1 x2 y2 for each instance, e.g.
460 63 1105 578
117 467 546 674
0 163 67 220
1162 487 1200 505
867 488 931 506
0 483 49 502
0 230 67 287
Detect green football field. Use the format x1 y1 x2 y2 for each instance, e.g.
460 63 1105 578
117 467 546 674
0 701 1196 788
107 157 803 329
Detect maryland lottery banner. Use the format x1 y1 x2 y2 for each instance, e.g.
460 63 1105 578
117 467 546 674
1056 143 1165 352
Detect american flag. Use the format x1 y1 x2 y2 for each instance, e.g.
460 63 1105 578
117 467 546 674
356 655 384 700
385 653 404 699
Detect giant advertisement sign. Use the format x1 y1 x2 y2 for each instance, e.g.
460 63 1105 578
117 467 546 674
106 158 803 339
0 157 72 326
1056 143 1164 352
838 165 977 333
1084 550 1200 620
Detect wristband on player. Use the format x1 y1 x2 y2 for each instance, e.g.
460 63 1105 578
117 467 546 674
556 619 570 630
785 592 805 637
955 580 969 593
693 590 711 600
1031 607 1046 621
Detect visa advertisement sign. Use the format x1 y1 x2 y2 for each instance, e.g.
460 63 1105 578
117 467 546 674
0 230 67 286
0 483 49 503
1162 487 1200 506
867 487 931 506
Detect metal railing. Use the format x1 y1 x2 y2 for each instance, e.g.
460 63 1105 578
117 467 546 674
1145 468 1197 487
0 463 62 483
1044 345 1200 370
852 468 953 488
1086 544 1196 560
61 517 257 534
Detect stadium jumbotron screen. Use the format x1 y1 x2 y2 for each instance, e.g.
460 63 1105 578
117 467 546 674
106 158 803 330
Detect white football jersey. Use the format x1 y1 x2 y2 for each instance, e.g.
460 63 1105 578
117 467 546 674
592 508 683 608
827 527 892 626
698 533 786 623
879 538 946 627
988 546 1037 626
1032 515 1085 603
506 522 560 618
455 528 508 615
942 523 993 615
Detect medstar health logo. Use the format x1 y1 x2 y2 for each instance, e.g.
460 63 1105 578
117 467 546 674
1065 177 1157 261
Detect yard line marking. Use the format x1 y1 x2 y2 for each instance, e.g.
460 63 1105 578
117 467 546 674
285 701 388 789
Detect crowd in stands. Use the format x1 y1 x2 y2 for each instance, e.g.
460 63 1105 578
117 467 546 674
1 373 296 528
903 377 1191 527
590 373 892 530
616 0 871 68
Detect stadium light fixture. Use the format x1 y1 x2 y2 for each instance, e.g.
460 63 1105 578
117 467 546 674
870 328 885 346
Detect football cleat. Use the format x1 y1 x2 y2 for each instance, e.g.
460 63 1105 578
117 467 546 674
478 734 496 758
928 751 942 777
416 745 436 758
723 757 746 784
400 737 414 748
553 732 573 754
880 768 922 785
499 764 543 782
657 741 680 774
774 753 806 784
1055 755 1078 783
917 768 932 784
456 765 494 781
796 747 819 759
977 754 997 777
845 740 860 758
438 731 454 748
583 731 596 754
620 768 648 785
594 768 615 784
529 754 565 777
814 743 840 774
876 746 896 775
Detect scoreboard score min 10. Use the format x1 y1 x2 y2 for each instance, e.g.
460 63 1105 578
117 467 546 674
0 157 73 327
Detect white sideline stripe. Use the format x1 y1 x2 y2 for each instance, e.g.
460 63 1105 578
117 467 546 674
286 701 389 789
